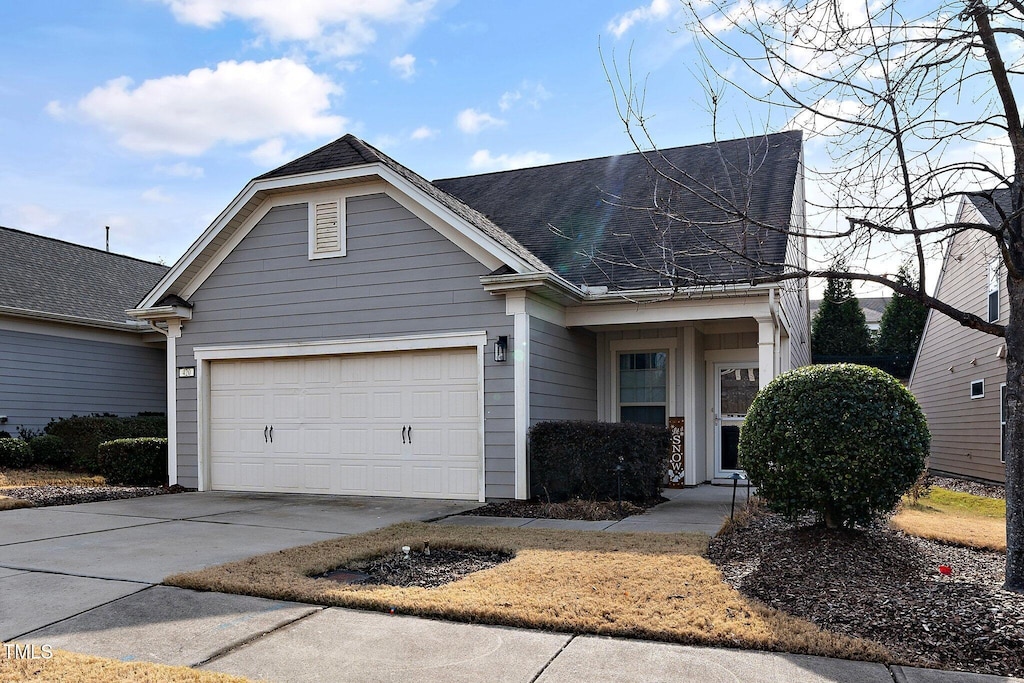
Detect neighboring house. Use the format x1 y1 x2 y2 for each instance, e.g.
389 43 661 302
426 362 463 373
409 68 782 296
810 296 889 332
0 227 168 434
909 190 1011 483
129 131 810 501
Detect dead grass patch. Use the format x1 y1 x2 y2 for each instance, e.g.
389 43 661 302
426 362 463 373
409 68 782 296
0 469 105 488
0 496 33 511
893 487 1006 551
167 522 888 663
0 644 253 682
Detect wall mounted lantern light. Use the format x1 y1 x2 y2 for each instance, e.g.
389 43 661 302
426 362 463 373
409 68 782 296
494 336 508 362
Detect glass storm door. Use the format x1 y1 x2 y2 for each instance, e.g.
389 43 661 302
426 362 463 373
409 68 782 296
618 351 668 425
715 364 759 475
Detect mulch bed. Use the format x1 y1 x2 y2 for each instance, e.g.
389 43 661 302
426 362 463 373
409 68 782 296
1 484 190 507
460 498 661 520
708 509 1024 677
322 547 514 589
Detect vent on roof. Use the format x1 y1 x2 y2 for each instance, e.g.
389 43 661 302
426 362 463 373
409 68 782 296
309 199 346 259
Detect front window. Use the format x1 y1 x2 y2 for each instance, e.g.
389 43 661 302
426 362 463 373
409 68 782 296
618 351 667 425
988 260 1000 323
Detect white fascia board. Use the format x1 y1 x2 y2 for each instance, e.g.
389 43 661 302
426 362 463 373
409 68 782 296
126 305 193 322
194 331 488 361
565 295 771 327
0 305 150 333
140 162 536 310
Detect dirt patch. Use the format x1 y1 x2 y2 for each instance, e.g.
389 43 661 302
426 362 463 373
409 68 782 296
322 547 514 588
461 498 659 520
0 484 190 508
708 507 1024 677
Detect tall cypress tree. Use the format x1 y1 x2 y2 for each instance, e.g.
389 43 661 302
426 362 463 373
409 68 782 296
877 264 929 376
811 274 873 358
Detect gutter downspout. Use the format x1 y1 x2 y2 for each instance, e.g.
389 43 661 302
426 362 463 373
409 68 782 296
147 320 181 487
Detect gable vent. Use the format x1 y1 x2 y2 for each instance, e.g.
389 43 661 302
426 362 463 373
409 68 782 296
313 200 341 255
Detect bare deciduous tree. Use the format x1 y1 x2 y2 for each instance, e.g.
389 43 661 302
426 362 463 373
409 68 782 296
602 0 1024 590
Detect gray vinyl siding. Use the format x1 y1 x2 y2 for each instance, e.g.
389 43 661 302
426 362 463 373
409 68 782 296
909 220 1008 483
0 327 165 433
780 155 811 369
529 317 597 424
175 193 515 497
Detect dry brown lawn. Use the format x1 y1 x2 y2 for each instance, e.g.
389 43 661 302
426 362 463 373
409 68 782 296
0 645 253 682
893 487 1006 551
0 496 33 511
167 522 889 662
0 469 105 488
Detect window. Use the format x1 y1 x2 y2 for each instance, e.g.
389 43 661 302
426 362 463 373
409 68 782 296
971 379 985 399
309 198 346 259
618 351 668 425
1001 383 1007 463
988 260 1000 323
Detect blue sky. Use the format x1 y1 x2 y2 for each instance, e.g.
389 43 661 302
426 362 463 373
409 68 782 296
0 0 722 265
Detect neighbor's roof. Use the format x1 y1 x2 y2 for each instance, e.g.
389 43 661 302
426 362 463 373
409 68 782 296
259 134 550 272
0 226 169 327
434 130 803 289
968 188 1014 227
810 296 888 325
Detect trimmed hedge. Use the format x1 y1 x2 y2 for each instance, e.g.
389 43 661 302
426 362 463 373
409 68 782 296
97 438 168 486
739 363 929 528
0 438 33 469
45 414 167 473
28 434 70 469
529 420 670 502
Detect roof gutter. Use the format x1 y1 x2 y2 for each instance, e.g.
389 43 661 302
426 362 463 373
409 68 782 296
480 272 779 304
0 305 151 333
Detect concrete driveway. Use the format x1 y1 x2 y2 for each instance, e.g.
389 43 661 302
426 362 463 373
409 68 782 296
0 491 476 642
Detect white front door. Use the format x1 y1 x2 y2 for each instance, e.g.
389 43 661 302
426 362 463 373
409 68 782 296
714 364 759 477
208 348 481 499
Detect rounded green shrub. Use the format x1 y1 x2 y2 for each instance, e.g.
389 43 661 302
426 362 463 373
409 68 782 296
0 438 33 469
739 363 929 528
97 438 167 486
29 434 70 469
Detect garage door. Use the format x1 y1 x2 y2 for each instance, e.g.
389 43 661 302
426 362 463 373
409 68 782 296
208 348 481 499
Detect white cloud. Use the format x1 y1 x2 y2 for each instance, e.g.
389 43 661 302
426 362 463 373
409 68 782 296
159 0 437 57
9 204 61 231
142 187 173 203
469 149 552 172
607 0 673 38
372 134 400 150
248 138 295 167
498 91 521 112
75 59 345 156
498 82 550 111
410 126 437 140
154 161 205 179
44 100 66 119
456 108 505 134
390 53 416 80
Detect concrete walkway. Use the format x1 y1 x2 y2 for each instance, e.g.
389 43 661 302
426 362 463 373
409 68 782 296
1 488 1019 682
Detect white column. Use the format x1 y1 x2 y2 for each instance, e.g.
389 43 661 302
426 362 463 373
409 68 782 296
505 291 530 500
682 326 699 486
756 316 776 389
165 319 182 486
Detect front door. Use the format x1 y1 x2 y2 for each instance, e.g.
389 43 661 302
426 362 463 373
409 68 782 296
715 364 759 476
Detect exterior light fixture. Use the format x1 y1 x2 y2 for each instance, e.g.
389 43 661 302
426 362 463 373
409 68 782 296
494 336 508 362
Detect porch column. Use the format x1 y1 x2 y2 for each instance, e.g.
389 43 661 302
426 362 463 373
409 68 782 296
682 326 699 486
165 319 182 486
505 291 530 500
756 316 776 389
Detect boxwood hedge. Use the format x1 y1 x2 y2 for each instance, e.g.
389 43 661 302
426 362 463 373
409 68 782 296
45 414 167 473
529 420 670 502
739 363 929 528
97 438 168 486
0 438 32 469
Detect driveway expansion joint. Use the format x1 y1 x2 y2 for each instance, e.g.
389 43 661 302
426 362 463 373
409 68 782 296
0 518 171 547
13 583 155 642
194 605 326 668
0 566 154 585
530 633 575 683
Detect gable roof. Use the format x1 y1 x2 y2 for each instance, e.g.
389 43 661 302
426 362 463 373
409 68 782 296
969 188 1014 227
0 226 168 328
259 134 549 272
434 130 802 290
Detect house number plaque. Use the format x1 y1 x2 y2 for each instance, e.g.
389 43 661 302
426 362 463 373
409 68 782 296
667 416 685 487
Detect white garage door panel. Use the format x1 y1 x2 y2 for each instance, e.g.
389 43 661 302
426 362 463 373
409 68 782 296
209 349 481 499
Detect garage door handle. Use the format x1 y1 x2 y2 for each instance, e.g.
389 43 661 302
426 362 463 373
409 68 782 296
401 425 407 444
407 426 412 443
264 425 268 443
269 426 273 443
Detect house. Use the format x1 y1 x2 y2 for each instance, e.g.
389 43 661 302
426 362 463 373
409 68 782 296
909 190 1011 483
129 131 810 500
809 296 889 333
0 227 168 435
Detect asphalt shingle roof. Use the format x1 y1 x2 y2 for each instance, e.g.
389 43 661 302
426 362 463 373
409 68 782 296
258 131 803 290
0 226 169 326
969 188 1015 227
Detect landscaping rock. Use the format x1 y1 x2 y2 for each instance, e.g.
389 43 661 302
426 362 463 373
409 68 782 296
1 484 187 507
